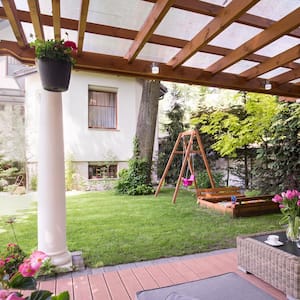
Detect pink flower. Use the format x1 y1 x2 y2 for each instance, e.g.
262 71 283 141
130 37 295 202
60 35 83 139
272 194 283 203
18 259 36 277
279 204 285 209
0 290 10 300
6 293 25 300
297 200 300 206
285 190 299 200
29 251 47 270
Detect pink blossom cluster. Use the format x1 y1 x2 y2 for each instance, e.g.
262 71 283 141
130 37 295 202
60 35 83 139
0 251 47 300
272 189 300 208
18 251 47 277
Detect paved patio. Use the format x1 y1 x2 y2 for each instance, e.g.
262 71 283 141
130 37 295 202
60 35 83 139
28 249 285 300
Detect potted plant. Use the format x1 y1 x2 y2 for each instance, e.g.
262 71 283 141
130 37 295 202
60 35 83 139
30 37 77 92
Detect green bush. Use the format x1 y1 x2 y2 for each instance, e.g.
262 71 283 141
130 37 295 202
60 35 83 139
115 138 154 195
196 170 224 188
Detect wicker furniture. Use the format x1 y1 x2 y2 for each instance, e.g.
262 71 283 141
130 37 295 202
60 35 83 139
237 231 300 300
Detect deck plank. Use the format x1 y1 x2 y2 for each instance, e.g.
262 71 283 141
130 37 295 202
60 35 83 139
118 268 143 300
104 271 131 300
32 250 286 300
88 273 112 300
56 277 74 300
131 266 159 290
73 275 92 300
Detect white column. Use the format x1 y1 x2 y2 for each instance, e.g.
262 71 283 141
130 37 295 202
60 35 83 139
37 91 72 269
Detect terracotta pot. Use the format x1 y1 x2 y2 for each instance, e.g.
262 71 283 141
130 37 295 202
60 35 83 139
37 58 72 92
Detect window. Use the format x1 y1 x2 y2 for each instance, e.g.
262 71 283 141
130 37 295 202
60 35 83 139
88 89 117 129
88 164 118 179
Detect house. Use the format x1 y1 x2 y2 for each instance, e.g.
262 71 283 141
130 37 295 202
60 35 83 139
25 69 150 188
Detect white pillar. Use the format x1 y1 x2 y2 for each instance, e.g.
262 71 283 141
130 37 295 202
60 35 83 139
37 91 72 269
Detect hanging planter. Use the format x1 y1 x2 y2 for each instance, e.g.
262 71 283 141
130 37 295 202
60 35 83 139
37 58 72 92
30 37 77 93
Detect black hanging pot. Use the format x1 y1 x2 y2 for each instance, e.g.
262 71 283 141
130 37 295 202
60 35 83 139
37 58 72 92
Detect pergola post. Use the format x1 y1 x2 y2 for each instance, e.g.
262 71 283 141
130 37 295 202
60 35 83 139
37 91 72 269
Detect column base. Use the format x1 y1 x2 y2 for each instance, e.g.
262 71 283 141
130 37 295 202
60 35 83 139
48 249 73 272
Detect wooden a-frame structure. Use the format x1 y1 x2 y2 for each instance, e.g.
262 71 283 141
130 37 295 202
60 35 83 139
155 129 215 203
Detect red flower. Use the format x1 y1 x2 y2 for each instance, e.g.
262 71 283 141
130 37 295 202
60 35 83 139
64 40 77 50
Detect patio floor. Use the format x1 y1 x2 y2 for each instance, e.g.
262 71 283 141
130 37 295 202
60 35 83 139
30 249 285 300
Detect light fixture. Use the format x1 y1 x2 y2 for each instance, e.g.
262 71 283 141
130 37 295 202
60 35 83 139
264 80 272 90
151 62 159 74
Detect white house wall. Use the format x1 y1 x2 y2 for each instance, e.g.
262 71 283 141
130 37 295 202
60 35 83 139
25 70 143 180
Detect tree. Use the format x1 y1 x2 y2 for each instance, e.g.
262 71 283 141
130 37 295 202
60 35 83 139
192 93 279 188
256 102 300 193
135 80 161 183
157 85 186 184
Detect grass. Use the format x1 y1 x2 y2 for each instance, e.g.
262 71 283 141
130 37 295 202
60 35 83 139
0 188 282 268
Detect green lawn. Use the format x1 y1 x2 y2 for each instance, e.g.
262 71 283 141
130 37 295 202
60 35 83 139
0 188 282 267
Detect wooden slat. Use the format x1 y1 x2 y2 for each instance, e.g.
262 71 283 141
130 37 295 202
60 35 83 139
77 0 90 55
158 262 187 284
241 45 300 79
145 264 174 287
1 0 27 47
88 273 112 300
73 275 93 300
144 0 300 39
124 0 175 63
27 0 44 40
118 268 144 300
52 0 61 40
56 277 74 300
271 66 300 85
206 7 300 74
1 7 299 72
104 271 131 300
131 266 159 290
168 0 259 68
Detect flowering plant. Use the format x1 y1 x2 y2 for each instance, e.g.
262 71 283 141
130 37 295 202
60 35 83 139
0 244 69 300
272 189 300 241
30 35 77 66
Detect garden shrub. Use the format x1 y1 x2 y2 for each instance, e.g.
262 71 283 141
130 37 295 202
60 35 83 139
196 170 224 188
115 138 154 195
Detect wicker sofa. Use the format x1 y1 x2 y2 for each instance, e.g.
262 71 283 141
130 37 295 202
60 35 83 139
237 231 300 300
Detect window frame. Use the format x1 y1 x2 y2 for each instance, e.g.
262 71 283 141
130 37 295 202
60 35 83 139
88 86 118 130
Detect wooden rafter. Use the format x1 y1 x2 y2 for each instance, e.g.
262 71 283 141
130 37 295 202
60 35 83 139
271 67 300 85
167 0 259 68
77 0 90 55
27 0 44 41
206 7 300 74
1 0 27 47
1 40 300 98
144 0 300 39
0 6 299 71
241 45 300 80
124 0 175 63
52 0 61 40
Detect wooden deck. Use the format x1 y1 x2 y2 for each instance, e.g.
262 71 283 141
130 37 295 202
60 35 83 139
35 249 285 300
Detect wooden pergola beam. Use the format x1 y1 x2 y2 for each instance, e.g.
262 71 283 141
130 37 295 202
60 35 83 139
0 6 299 71
271 67 300 85
206 7 300 74
77 0 90 55
167 0 259 68
1 0 27 47
144 0 300 39
27 0 44 41
2 40 300 98
241 45 300 80
52 0 61 40
124 0 175 63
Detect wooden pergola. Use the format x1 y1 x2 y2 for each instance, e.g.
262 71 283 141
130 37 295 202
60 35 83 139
0 0 300 98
